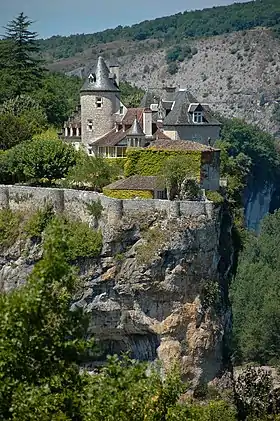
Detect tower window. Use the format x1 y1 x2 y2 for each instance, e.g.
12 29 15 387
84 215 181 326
96 97 102 108
87 119 93 132
193 111 203 123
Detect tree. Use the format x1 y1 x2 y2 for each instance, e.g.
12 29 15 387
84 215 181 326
34 72 82 127
0 218 93 419
162 155 201 200
66 152 121 191
3 138 77 184
231 210 280 365
3 12 44 95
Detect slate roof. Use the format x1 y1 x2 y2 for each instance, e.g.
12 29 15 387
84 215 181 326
164 90 221 126
81 57 119 93
127 118 145 136
93 129 127 147
105 175 165 191
150 139 219 152
140 91 160 108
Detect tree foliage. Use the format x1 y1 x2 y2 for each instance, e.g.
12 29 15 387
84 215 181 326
231 210 280 365
3 12 44 95
0 218 93 419
1 138 77 184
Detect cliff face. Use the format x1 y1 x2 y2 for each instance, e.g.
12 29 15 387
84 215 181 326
0 197 234 385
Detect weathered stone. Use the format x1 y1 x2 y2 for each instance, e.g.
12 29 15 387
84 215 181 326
0 199 234 385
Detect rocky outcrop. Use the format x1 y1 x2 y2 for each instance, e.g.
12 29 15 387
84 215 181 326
0 205 234 385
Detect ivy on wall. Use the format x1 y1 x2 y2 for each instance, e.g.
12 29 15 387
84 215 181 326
124 148 202 180
103 189 153 199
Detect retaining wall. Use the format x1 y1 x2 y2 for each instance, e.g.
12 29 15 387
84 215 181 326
0 185 215 221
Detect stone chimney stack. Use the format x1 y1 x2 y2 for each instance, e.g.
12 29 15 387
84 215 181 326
109 65 120 87
143 108 153 138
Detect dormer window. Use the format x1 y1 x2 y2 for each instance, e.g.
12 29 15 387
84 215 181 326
88 73 96 84
96 97 102 108
193 111 203 123
87 119 93 132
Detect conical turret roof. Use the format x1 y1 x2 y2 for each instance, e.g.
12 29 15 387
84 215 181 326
127 117 145 136
81 57 119 92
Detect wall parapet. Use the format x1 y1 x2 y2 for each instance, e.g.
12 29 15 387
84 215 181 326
0 185 215 221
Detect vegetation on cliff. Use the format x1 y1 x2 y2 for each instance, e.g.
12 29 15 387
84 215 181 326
231 209 280 365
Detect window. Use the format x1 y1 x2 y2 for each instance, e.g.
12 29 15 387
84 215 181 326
119 105 124 115
87 119 93 132
96 97 102 108
156 190 166 199
88 148 93 155
193 111 203 123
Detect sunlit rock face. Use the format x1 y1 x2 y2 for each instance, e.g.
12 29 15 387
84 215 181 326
0 205 234 385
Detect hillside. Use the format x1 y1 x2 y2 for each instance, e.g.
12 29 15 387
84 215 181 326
48 28 280 137
39 0 280 61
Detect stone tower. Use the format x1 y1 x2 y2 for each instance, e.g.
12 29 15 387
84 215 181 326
80 57 120 150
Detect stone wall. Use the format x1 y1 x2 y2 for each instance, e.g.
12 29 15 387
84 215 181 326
0 185 215 221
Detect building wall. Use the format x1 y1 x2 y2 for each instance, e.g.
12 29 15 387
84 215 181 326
163 125 221 145
81 91 120 146
201 151 220 191
0 185 215 222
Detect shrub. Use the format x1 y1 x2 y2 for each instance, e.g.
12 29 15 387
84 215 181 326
0 209 23 251
45 217 103 261
167 62 179 75
205 190 224 205
85 199 103 219
24 205 55 241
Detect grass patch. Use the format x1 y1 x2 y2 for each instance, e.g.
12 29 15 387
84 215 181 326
136 226 169 265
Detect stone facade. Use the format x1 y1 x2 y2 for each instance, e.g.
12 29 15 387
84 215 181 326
81 91 120 148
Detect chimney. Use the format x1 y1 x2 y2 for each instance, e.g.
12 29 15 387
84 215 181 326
143 109 153 138
109 64 120 87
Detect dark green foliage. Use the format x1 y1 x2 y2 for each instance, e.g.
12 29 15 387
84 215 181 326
38 0 280 61
34 72 82 126
167 62 179 75
0 14 82 129
120 81 144 107
3 13 44 96
231 210 280 364
166 44 193 63
1 138 77 184
215 118 279 206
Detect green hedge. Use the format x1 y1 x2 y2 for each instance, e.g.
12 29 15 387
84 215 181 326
124 148 202 180
103 188 153 199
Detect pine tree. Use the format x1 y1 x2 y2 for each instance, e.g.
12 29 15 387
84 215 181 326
3 12 45 95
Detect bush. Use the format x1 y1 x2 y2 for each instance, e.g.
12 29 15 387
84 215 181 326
24 205 55 241
45 217 103 261
205 190 224 204
0 209 23 251
66 153 121 191
167 62 179 75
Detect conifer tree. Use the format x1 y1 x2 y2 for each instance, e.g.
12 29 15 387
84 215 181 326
3 12 44 95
